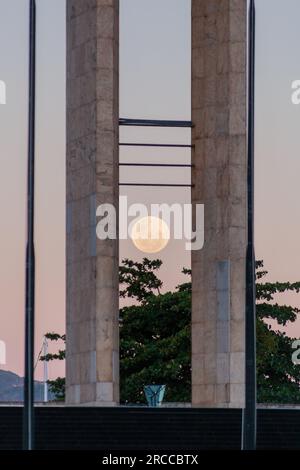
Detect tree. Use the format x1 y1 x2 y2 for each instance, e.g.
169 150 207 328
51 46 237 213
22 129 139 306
256 261 300 403
120 259 300 404
119 258 163 303
43 259 300 404
120 259 191 404
40 333 65 401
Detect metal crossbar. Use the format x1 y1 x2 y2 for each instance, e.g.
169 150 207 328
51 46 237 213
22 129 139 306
119 118 193 128
119 183 193 188
119 163 193 168
119 143 193 148
119 117 193 187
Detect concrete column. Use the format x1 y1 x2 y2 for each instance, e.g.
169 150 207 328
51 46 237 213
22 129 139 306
191 0 247 407
66 0 119 405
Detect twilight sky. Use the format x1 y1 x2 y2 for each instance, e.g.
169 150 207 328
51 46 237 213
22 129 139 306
0 0 300 380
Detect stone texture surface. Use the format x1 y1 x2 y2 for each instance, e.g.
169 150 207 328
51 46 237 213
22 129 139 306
66 0 247 408
66 0 119 405
191 0 247 408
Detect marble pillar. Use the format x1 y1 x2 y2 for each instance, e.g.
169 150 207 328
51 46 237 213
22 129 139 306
66 0 119 405
191 0 248 407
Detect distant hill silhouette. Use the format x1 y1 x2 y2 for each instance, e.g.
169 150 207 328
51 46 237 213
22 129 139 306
0 370 53 402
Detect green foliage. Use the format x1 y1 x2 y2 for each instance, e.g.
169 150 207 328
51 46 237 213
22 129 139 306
47 377 65 401
40 333 66 401
43 259 300 405
120 292 191 404
120 259 191 404
256 261 300 403
119 258 163 303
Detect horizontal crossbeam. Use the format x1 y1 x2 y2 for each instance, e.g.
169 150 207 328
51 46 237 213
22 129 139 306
119 118 193 128
119 163 193 168
119 143 193 148
119 183 194 187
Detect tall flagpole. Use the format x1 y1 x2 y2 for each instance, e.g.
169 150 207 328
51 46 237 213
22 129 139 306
23 0 36 451
242 0 257 450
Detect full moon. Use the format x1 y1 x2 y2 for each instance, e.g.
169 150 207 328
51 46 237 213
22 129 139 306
131 216 170 254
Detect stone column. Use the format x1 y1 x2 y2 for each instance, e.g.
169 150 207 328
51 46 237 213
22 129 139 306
191 0 247 407
66 0 119 405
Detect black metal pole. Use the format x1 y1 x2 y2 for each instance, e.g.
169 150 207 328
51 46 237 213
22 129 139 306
23 0 36 451
242 0 257 451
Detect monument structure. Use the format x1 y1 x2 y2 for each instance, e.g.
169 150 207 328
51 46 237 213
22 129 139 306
191 0 247 407
66 0 119 405
66 0 248 407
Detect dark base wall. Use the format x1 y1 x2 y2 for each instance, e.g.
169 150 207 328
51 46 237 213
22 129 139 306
0 407 299 450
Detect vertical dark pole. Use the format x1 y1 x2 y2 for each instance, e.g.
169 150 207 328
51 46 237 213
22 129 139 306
23 0 36 451
242 0 256 451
